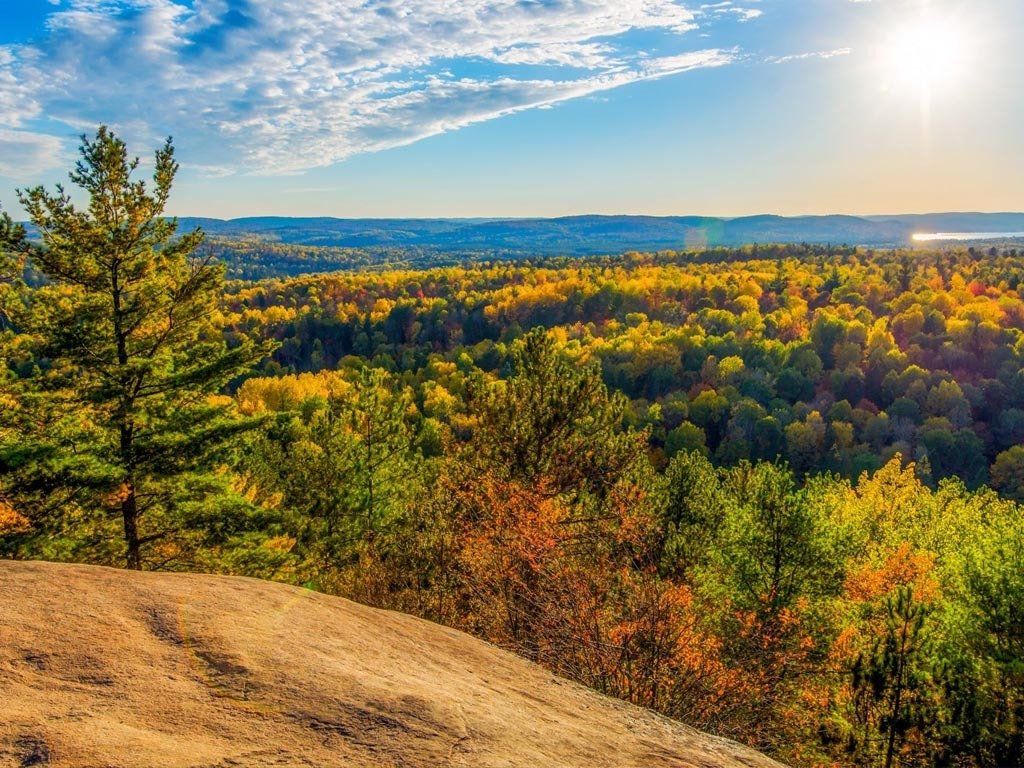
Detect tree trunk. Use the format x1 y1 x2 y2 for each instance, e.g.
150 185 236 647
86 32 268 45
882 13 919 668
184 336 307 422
884 621 910 768
121 484 141 570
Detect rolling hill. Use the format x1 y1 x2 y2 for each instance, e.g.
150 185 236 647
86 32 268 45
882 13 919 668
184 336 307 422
175 212 1024 254
0 560 783 768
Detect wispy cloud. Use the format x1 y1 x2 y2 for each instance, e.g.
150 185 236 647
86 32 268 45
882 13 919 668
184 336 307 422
700 2 763 22
0 0 746 177
0 129 66 180
767 48 853 65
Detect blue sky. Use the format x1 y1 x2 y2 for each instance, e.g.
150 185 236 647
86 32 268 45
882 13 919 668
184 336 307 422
0 0 1020 218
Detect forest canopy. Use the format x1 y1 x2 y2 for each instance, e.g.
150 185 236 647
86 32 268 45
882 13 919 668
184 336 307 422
3 129 1024 768
220 237 1024 498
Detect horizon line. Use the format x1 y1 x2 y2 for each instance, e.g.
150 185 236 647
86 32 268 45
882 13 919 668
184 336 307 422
164 210 1024 222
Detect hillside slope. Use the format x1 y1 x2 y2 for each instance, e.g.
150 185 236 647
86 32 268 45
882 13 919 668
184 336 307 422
174 212 1024 252
0 561 783 768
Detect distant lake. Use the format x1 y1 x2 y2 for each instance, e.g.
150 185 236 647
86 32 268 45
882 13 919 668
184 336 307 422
913 232 1024 241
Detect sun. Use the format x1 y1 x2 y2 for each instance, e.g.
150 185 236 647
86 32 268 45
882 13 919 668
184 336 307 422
883 12 972 99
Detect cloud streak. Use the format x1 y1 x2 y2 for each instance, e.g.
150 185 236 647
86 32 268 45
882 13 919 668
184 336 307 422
0 0 740 176
767 48 853 64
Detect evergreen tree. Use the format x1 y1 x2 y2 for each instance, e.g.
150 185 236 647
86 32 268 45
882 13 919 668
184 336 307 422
0 211 26 328
849 587 933 768
468 327 642 499
3 128 274 568
251 367 421 574
345 367 419 548
659 450 723 578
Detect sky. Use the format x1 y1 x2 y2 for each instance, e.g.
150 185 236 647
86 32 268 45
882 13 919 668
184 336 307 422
0 0 1020 219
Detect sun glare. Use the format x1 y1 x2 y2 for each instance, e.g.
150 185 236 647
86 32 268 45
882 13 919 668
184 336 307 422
883 12 972 99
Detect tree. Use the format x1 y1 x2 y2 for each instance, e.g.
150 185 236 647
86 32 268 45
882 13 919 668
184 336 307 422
344 367 421 549
665 422 707 457
467 327 643 499
990 446 1024 503
0 212 28 529
688 461 841 751
437 326 669 697
659 450 722 578
776 367 813 403
950 511 1024 766
3 128 273 568
247 367 425 598
0 211 27 328
848 587 933 768
711 461 839 621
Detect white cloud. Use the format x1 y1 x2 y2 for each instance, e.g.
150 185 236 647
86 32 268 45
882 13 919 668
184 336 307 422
767 48 852 64
0 130 65 179
0 0 741 175
488 42 622 68
700 1 763 22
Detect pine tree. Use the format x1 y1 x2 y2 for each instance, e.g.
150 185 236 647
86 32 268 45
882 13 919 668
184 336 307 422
0 211 26 316
345 367 419 549
4 127 274 569
468 327 641 499
252 367 420 571
849 586 933 768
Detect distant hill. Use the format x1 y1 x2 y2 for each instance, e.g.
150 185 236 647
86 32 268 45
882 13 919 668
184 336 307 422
174 212 1024 254
0 560 784 768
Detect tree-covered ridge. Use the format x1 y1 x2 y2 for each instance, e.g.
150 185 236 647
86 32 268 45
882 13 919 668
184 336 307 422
198 238 468 280
174 212 1024 254
222 245 1024 497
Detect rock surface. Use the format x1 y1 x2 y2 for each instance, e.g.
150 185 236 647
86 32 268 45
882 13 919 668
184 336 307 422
0 560 784 768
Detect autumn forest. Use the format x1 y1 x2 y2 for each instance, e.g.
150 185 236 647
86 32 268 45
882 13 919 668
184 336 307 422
3 131 1024 768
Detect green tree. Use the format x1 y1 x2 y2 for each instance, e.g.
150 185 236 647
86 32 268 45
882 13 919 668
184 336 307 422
811 313 845 369
665 421 707 457
990 446 1024 502
711 461 837 621
253 368 423 579
659 450 722 577
849 587 933 768
949 512 1024 766
0 211 26 327
342 367 421 551
3 128 273 568
691 461 841 752
468 328 642 498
